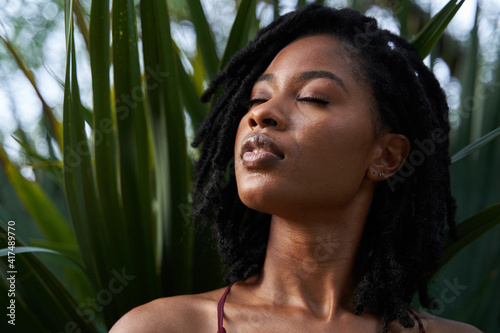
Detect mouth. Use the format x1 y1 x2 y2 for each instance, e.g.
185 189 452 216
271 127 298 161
241 134 284 167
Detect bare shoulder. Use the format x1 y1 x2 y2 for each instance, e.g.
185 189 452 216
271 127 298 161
109 288 226 333
414 309 483 333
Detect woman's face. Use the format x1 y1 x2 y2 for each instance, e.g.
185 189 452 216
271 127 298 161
234 35 382 218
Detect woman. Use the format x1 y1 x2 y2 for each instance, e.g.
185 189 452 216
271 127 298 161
111 4 481 332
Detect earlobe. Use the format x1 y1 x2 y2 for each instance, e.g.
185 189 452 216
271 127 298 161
367 133 410 181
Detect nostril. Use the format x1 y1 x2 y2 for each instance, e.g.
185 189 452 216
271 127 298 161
248 117 278 128
264 118 278 127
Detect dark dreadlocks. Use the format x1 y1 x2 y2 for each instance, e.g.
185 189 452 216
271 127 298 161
191 4 457 332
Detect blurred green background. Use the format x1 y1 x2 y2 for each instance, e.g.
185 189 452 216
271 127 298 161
0 0 499 332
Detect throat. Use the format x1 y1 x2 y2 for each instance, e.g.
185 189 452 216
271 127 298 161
255 214 367 318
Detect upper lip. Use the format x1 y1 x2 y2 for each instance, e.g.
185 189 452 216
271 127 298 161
241 134 284 158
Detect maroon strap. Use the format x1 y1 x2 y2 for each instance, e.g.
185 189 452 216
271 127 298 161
217 283 234 333
408 308 426 333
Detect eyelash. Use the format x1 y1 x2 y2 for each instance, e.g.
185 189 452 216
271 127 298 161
248 98 267 108
248 97 329 108
297 97 329 104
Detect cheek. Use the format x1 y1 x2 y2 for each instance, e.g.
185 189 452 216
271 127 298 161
300 115 372 162
294 119 374 189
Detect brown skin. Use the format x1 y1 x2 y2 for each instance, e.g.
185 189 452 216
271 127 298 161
110 35 481 333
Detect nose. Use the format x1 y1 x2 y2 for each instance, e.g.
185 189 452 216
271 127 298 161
247 100 286 130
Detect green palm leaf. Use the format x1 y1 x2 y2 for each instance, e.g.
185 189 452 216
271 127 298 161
0 147 76 257
451 126 500 163
141 0 193 296
0 36 63 149
411 0 466 59
111 0 159 308
0 220 99 333
63 0 114 324
219 0 258 70
186 0 219 79
441 202 500 267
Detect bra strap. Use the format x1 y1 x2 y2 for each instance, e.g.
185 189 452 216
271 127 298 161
408 308 426 333
217 283 234 333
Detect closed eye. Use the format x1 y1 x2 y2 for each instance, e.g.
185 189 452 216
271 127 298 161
297 97 329 104
248 98 268 108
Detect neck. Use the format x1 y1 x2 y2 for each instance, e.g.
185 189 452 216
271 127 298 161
253 187 373 320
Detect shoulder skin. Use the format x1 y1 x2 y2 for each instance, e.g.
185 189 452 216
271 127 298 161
109 290 223 333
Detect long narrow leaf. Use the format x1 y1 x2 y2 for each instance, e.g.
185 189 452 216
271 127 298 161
141 0 193 296
0 246 64 257
411 0 465 59
186 0 219 79
0 146 76 252
10 135 63 184
396 0 411 38
89 3 128 322
73 0 90 53
219 0 257 70
174 43 208 131
112 0 158 306
448 5 481 218
0 246 86 274
451 126 500 163
441 202 500 266
63 0 109 314
0 224 100 333
0 35 63 150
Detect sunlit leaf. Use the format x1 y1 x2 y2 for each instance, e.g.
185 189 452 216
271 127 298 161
219 0 258 70
63 2 112 327
89 4 129 323
141 0 193 296
0 35 63 150
10 135 63 184
73 0 90 53
186 0 219 79
111 0 158 314
0 146 75 253
411 0 465 59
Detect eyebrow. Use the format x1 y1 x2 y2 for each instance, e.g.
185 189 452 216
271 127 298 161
255 73 274 83
255 71 347 92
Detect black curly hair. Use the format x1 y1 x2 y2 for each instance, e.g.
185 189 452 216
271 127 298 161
191 3 457 332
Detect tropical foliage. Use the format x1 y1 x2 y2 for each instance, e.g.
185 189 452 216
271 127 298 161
0 0 499 332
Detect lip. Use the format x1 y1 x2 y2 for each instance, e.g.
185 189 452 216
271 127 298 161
241 134 284 167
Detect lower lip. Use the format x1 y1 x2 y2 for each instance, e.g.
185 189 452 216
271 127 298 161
242 151 283 167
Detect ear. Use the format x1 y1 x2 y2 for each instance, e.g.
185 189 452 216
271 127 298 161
367 133 410 182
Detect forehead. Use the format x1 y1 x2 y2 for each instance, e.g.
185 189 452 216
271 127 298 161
262 34 360 78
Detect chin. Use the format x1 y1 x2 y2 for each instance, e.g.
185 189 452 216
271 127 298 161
237 183 282 215
237 184 307 218
238 188 272 213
